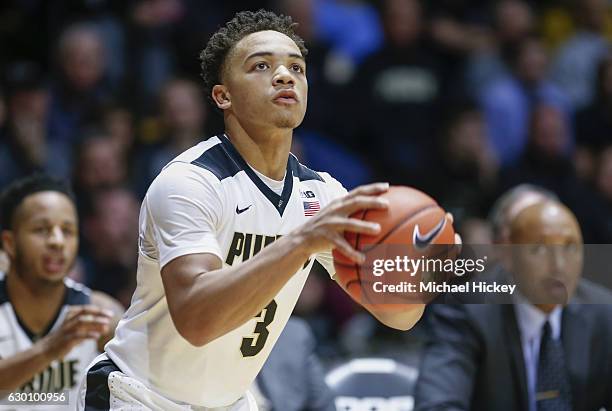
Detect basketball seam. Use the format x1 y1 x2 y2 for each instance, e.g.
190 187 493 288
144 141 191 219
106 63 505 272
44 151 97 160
361 204 439 253
355 209 371 302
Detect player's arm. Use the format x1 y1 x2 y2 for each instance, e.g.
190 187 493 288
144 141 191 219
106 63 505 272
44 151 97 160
161 183 389 347
0 305 111 391
90 291 125 351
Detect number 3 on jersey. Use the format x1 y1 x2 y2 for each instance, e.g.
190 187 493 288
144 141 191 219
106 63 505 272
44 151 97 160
240 300 277 357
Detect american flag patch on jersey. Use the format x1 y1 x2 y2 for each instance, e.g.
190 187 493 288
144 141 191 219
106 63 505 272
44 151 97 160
303 201 320 216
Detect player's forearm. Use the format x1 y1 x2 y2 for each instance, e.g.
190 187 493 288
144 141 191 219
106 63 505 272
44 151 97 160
0 342 53 391
176 234 312 346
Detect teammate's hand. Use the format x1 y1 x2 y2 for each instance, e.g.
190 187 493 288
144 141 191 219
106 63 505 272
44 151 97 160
294 182 390 263
40 305 113 360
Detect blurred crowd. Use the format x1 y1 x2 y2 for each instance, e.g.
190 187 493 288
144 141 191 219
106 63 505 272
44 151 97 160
1 0 612 361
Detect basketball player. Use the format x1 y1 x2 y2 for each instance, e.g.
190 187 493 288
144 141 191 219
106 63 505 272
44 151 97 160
79 10 436 410
0 175 123 409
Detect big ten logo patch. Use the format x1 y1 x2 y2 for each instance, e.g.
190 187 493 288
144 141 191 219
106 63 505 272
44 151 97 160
300 190 316 199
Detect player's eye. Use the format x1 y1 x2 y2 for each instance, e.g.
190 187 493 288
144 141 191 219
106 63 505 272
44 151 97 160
63 227 76 237
291 63 304 73
254 62 269 71
33 226 50 235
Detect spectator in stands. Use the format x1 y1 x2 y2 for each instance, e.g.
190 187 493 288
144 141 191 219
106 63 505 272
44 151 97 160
588 146 612 243
81 188 139 307
313 0 383 65
479 36 571 167
575 56 612 154
101 104 136 162
351 0 445 183
466 0 535 95
551 0 611 110
128 0 186 110
135 78 206 195
429 101 499 221
72 132 128 217
0 62 58 186
48 23 110 146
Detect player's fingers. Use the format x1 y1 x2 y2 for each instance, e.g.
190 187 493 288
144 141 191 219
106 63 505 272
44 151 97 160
67 305 114 320
335 195 389 215
446 212 454 224
323 217 381 235
70 321 110 338
69 331 102 342
345 182 389 199
64 313 111 333
454 233 463 254
330 234 365 264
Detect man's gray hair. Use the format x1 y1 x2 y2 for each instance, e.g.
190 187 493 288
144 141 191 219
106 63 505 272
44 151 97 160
489 184 558 241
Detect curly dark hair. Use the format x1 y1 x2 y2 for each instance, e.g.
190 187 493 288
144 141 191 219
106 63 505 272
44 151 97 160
199 9 308 107
0 174 75 231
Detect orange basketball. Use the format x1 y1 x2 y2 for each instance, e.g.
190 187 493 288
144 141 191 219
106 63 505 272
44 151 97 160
333 186 457 310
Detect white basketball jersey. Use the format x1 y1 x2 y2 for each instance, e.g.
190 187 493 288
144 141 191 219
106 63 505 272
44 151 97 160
0 274 98 410
105 135 346 407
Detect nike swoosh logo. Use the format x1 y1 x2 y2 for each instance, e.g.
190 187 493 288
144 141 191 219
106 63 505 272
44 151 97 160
413 217 446 250
236 204 253 214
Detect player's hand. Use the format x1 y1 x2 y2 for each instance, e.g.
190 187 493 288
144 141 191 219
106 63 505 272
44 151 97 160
294 182 390 263
446 212 463 254
39 305 113 360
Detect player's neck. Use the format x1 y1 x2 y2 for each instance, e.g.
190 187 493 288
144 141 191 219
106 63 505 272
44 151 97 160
6 270 66 335
224 118 292 181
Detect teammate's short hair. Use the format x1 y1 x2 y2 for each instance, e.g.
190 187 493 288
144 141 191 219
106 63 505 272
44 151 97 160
199 9 308 107
0 174 75 231
488 184 558 241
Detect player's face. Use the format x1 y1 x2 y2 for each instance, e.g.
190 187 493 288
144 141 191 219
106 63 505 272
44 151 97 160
3 192 78 285
510 206 582 309
221 30 308 129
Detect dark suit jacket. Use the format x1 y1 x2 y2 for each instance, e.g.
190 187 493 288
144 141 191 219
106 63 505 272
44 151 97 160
414 280 612 411
256 317 335 411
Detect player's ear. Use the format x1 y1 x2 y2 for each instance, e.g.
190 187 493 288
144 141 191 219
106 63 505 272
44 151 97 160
212 85 231 110
1 230 15 260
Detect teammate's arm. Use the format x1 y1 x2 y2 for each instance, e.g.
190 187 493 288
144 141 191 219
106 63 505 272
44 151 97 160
90 291 124 351
161 183 389 347
0 305 111 391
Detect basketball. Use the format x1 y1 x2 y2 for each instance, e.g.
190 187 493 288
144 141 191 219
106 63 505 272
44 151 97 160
332 186 457 309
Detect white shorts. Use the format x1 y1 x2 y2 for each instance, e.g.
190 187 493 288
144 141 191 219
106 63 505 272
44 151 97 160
76 354 258 411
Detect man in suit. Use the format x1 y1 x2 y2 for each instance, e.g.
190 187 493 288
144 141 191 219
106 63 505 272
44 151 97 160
415 200 612 411
251 317 335 411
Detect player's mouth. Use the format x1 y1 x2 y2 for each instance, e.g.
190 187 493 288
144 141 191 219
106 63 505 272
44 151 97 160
273 90 298 105
42 255 66 274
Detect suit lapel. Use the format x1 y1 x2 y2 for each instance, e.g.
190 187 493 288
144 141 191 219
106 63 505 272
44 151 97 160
503 305 529 411
561 304 589 411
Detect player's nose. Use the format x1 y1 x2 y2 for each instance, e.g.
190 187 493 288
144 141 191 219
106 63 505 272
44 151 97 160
273 65 295 86
47 226 65 248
